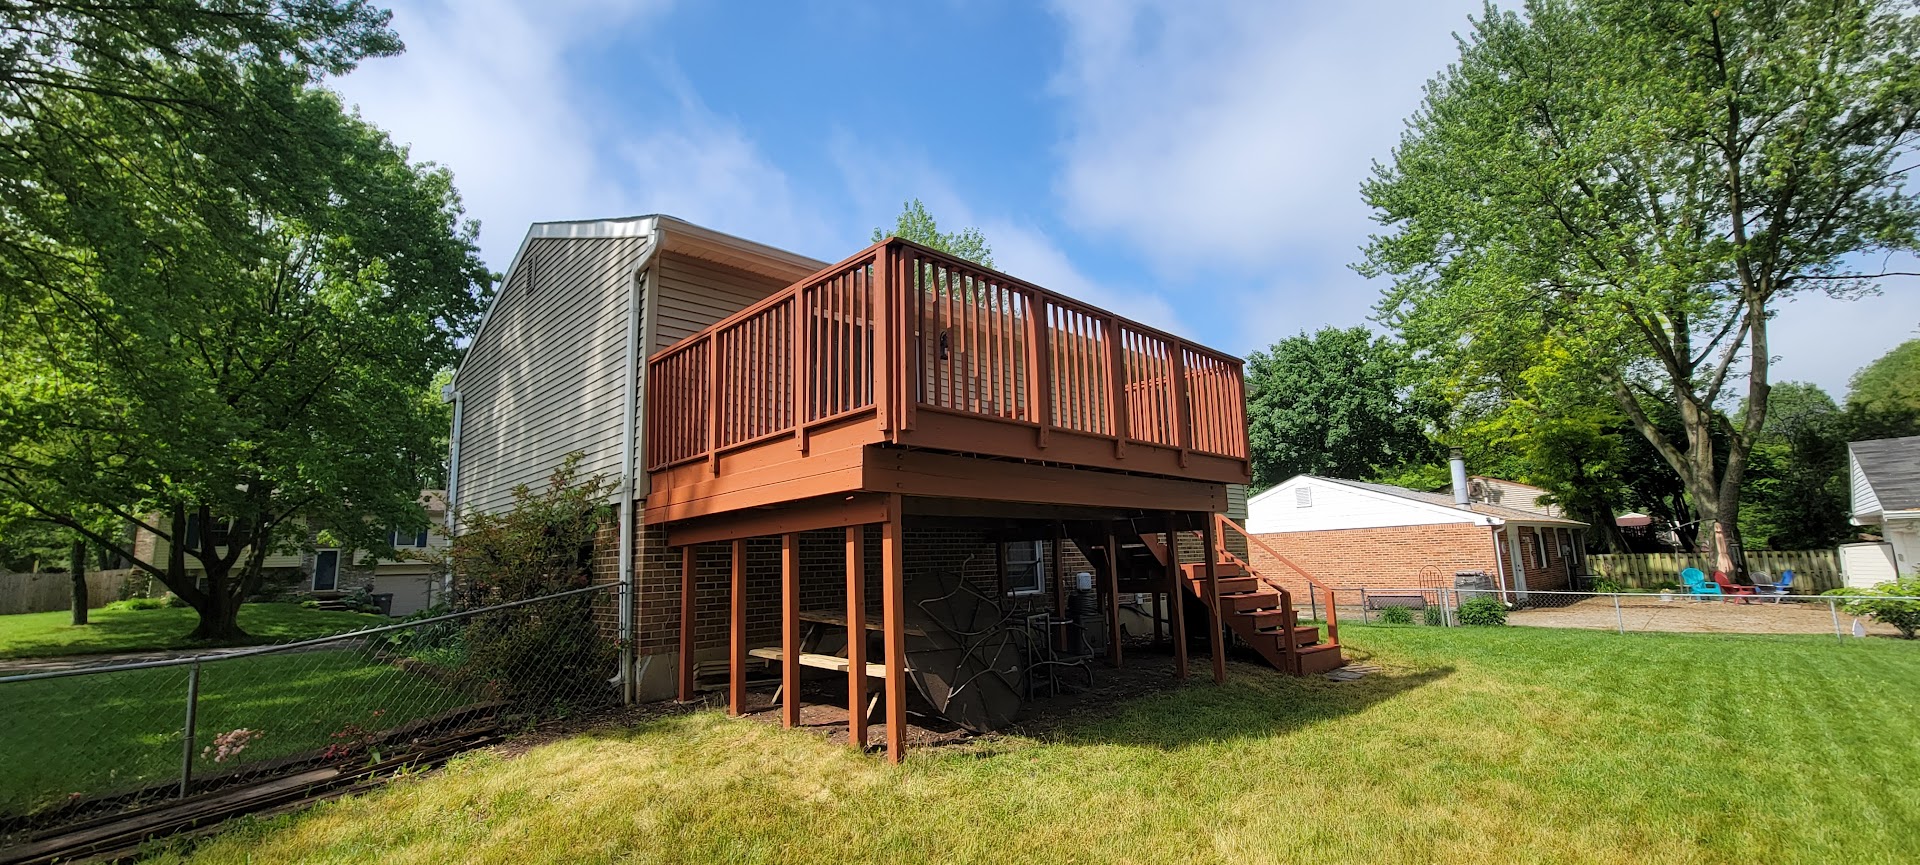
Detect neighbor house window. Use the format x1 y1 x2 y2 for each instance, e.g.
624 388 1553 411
1295 487 1313 508
182 514 232 550
1006 541 1046 595
390 527 429 549
313 549 340 591
1531 528 1547 569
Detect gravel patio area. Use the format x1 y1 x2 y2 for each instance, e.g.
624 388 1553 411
1507 595 1903 637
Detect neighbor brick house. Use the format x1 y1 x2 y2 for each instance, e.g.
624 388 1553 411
447 214 1323 761
1244 474 1587 602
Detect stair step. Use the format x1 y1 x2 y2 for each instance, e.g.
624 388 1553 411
1191 576 1259 595
1243 608 1298 627
1183 561 1246 579
1295 642 1348 675
1225 591 1281 614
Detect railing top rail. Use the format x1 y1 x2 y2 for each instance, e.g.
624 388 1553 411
645 242 889 365
887 237 1245 368
0 584 615 685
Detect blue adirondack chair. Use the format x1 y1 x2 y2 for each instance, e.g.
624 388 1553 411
1682 567 1720 598
1755 569 1795 602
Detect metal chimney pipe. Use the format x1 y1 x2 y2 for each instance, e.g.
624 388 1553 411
1449 448 1471 508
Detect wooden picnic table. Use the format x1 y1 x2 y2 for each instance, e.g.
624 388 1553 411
798 609 929 638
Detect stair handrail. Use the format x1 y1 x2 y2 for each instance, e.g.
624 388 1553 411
1193 527 1298 674
1211 514 1339 649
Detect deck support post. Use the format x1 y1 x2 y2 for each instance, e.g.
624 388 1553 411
729 538 746 717
781 532 801 729
846 526 868 750
1202 514 1226 684
1165 511 1188 680
1051 522 1068 653
1105 525 1122 668
677 545 697 702
881 496 908 764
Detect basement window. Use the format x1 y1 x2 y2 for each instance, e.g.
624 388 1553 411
1295 487 1313 508
1006 541 1046 595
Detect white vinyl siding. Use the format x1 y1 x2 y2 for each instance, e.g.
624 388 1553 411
1226 483 1248 522
650 254 792 349
1247 477 1480 534
1849 452 1883 522
455 235 649 517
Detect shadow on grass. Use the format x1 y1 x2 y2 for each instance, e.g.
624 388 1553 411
1040 652 1455 751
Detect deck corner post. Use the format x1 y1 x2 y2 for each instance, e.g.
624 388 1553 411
881 495 908 764
1201 514 1226 684
781 533 802 728
1104 525 1123 668
846 525 869 750
729 538 747 717
1165 511 1188 680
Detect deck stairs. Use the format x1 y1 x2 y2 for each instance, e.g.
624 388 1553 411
1067 517 1346 676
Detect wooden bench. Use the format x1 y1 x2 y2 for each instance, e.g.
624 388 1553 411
1364 593 1428 611
748 647 890 679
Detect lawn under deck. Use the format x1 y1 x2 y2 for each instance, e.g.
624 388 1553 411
144 625 1920 864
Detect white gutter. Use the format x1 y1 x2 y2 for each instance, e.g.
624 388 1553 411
615 218 663 704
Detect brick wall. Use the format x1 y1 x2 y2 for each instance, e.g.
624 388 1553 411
1247 524 1499 596
1512 525 1575 592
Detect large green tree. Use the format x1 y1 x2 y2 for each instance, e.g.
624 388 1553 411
1849 338 1920 412
0 2 489 640
1244 327 1438 489
1361 0 1920 573
872 199 994 268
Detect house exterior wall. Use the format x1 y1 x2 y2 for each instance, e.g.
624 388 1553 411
1849 452 1884 520
1247 524 1498 597
1246 477 1476 533
454 234 649 518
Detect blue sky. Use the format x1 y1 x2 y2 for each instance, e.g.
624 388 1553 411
330 0 1919 398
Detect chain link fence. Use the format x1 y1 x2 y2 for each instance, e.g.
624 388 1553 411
0 584 618 848
1320 586 1917 639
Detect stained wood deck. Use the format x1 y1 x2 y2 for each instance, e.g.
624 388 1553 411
644 238 1249 525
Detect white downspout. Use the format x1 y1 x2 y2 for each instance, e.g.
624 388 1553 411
616 220 663 704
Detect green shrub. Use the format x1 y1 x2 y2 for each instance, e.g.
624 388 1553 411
1592 577 1623 594
336 586 382 615
106 597 171 612
299 599 321 609
1423 605 1445 627
164 594 189 608
1377 605 1413 625
1838 578 1920 639
1456 597 1508 626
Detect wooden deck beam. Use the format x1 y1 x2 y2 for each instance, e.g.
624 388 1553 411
1105 525 1122 669
781 532 801 729
666 493 891 546
865 449 1226 513
880 495 907 764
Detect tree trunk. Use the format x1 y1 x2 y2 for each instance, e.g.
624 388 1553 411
185 582 248 642
69 539 88 626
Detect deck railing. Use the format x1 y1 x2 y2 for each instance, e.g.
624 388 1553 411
645 239 1248 474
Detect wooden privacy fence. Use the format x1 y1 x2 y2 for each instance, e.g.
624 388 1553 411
1 569 148 615
1587 551 1842 592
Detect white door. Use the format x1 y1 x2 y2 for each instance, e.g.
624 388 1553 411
1839 541 1897 588
1505 525 1529 601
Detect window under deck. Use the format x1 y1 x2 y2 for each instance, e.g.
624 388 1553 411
643 238 1249 524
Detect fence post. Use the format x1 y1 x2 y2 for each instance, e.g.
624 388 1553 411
179 660 201 798
1612 593 1625 635
1359 588 1370 624
1829 598 1843 643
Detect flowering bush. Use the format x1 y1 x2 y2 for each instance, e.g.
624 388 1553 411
202 728 264 763
1838 578 1920 639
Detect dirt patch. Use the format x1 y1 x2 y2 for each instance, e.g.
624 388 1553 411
1508 595 1902 637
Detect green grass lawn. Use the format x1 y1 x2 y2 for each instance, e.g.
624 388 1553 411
0 603 388 660
2 648 480 816
143 625 1920 865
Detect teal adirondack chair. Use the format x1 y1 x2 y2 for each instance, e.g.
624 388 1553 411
1682 567 1720 598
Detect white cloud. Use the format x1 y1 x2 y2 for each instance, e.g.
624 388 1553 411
328 0 822 272
1048 0 1482 273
